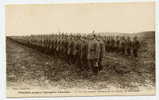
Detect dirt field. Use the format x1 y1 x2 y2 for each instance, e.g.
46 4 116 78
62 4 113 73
6 32 155 93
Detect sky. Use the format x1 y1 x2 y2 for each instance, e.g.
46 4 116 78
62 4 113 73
5 2 155 36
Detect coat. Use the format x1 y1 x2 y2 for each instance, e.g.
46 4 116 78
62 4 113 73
87 39 100 60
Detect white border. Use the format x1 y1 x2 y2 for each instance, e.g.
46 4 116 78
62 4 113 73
3 0 156 4
0 0 158 100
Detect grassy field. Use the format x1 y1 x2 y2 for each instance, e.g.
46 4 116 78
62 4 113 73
6 32 155 92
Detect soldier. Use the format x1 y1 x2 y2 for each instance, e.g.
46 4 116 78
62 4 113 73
71 36 77 64
47 36 52 53
103 36 107 52
68 35 74 64
97 36 105 71
80 36 88 70
54 35 58 57
87 34 101 75
120 36 126 55
63 35 69 61
45 36 50 53
60 36 64 59
56 36 60 57
132 36 140 57
114 36 120 53
75 35 82 69
50 36 55 56
67 36 72 64
125 36 131 56
72 35 80 65
111 36 115 52
107 36 111 53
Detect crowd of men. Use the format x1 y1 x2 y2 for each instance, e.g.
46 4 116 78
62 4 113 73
11 32 141 74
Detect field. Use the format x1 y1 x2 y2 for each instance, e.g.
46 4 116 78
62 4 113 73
6 32 155 94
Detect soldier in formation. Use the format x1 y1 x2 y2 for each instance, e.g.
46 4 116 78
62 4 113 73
12 32 141 75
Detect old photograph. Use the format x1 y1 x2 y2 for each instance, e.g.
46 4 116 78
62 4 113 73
6 2 155 97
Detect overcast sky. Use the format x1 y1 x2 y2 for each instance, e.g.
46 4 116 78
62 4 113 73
6 2 155 36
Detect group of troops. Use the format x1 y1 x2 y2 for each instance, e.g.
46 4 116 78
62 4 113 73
11 32 141 74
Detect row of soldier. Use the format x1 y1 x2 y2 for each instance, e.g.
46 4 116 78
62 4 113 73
11 32 141 74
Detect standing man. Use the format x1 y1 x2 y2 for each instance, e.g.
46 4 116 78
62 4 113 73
120 36 126 55
87 33 101 75
132 36 140 57
97 36 105 71
126 36 131 56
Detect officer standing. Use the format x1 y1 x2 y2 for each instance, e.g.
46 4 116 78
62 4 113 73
87 33 100 75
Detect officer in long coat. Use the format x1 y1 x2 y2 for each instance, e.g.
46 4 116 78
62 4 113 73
87 34 101 74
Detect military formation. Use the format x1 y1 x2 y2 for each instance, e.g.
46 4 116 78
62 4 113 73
10 32 141 75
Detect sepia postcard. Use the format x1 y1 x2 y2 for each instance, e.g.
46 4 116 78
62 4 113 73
6 2 155 97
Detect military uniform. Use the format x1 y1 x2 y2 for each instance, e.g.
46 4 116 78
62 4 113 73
87 35 101 74
114 36 120 53
80 39 88 69
125 36 131 56
132 36 140 57
98 38 105 71
107 36 111 52
121 36 126 55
